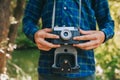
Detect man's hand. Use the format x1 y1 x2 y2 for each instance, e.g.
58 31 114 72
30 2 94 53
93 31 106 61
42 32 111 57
34 28 60 51
73 29 105 50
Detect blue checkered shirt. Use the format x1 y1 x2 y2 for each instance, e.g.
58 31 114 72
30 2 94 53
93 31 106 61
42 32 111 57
22 0 114 78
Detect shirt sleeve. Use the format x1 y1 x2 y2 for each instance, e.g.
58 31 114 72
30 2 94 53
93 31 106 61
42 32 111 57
93 0 114 42
22 0 44 42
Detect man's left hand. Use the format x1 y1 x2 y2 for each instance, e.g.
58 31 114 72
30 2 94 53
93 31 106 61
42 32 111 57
73 29 105 50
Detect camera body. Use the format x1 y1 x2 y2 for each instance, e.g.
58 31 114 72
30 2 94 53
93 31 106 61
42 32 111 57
52 26 80 45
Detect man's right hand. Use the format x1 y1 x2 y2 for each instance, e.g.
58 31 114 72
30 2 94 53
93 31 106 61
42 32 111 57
34 28 60 51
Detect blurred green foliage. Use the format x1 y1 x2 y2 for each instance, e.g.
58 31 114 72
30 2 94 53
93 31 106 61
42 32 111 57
15 23 36 48
8 49 39 80
95 0 120 80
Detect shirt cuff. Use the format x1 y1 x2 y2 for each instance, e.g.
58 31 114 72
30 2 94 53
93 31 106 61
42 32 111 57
29 27 39 43
23 21 39 43
100 21 114 42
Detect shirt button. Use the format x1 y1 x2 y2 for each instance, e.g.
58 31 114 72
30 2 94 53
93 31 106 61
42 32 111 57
55 25 59 27
64 7 67 10
63 25 66 27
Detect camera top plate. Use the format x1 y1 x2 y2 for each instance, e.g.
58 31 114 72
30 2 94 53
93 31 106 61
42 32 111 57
53 26 79 31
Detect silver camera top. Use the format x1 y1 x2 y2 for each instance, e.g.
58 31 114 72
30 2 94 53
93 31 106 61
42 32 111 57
53 26 79 40
53 26 79 31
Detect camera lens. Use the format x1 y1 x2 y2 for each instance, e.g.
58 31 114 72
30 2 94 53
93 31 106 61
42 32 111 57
60 29 72 40
64 32 68 37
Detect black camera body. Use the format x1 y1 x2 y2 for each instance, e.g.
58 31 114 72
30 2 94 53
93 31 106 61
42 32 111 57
52 26 80 45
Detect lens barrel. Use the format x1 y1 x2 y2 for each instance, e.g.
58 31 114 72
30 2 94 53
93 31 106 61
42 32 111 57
60 29 72 40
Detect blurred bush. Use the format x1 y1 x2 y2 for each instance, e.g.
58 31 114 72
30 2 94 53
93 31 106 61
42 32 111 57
95 0 120 80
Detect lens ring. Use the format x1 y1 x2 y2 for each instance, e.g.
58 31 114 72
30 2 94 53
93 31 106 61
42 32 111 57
60 29 72 40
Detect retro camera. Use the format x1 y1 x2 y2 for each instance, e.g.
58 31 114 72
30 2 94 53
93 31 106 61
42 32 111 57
51 27 80 73
52 45 80 73
52 26 80 45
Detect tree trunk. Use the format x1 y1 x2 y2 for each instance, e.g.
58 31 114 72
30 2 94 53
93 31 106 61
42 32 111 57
0 0 26 75
8 0 26 43
0 0 11 73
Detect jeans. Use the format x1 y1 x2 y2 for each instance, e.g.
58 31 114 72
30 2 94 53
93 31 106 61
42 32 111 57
39 74 95 80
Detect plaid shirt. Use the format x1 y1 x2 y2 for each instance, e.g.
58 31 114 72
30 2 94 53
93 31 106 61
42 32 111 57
22 0 114 78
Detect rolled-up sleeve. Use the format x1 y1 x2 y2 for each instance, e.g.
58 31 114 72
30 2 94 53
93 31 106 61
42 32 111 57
22 0 43 42
94 0 114 42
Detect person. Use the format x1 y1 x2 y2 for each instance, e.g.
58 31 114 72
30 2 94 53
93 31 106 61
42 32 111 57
22 0 114 80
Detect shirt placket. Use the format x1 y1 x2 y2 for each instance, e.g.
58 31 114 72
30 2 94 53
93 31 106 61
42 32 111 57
61 0 68 27
55 0 63 26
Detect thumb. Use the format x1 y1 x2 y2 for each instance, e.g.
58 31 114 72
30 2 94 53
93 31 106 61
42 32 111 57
43 28 52 32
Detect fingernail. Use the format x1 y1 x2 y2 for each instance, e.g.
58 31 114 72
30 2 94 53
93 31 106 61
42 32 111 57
73 44 76 46
56 36 59 38
58 45 61 47
73 37 76 40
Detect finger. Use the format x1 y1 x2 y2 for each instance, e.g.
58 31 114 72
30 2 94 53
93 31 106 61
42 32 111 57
73 34 97 41
83 45 99 50
73 40 99 49
79 29 96 35
37 44 51 51
38 39 61 48
37 42 60 51
38 47 51 51
43 28 52 33
45 33 59 39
